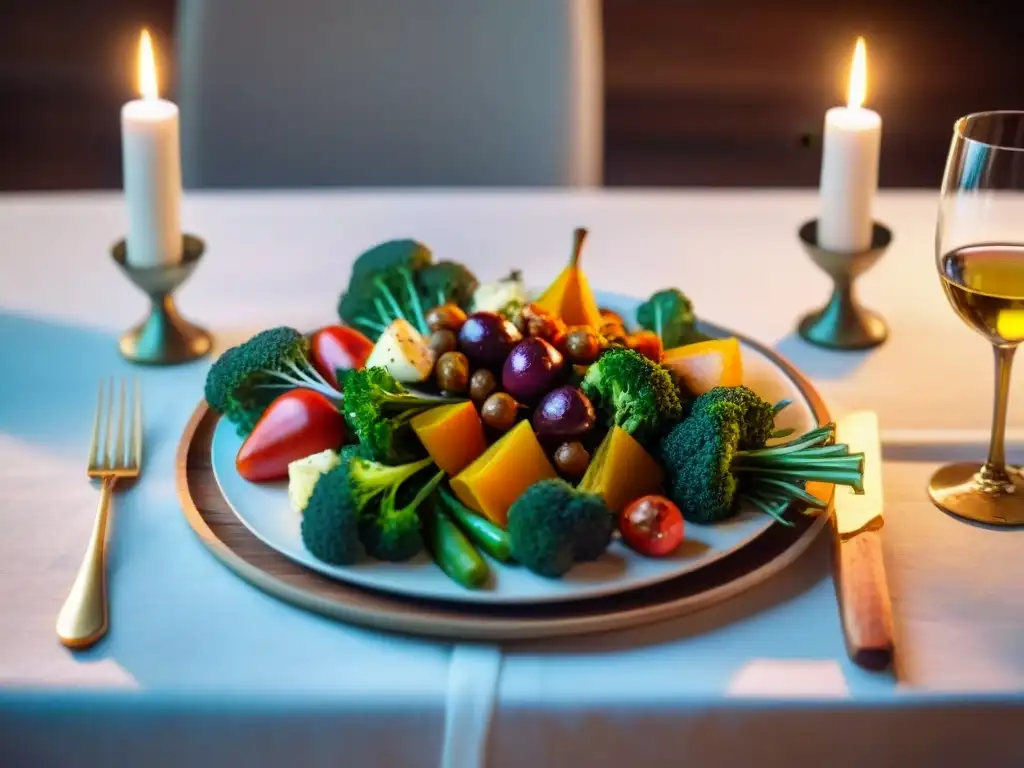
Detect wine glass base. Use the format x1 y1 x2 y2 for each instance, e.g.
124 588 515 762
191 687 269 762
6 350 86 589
928 462 1024 526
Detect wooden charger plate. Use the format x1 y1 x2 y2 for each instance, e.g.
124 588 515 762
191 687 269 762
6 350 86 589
175 339 833 641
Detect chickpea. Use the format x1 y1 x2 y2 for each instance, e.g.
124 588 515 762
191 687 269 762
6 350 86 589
480 392 518 432
564 326 601 365
469 368 498 405
435 351 470 394
554 442 590 479
427 329 458 360
426 304 468 333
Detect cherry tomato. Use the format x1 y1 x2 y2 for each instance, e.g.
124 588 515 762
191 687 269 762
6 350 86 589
236 389 346 481
619 495 684 557
310 325 374 388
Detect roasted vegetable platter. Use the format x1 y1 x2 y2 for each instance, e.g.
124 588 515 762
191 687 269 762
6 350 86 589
204 229 865 604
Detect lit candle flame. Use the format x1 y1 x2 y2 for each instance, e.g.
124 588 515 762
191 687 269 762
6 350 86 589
847 37 867 109
138 29 159 100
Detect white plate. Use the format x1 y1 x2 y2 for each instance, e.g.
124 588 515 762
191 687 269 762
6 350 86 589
211 293 819 605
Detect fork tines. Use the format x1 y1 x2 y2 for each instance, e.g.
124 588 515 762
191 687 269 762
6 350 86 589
88 378 142 476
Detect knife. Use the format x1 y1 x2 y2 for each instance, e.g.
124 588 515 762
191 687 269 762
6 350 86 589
833 411 894 671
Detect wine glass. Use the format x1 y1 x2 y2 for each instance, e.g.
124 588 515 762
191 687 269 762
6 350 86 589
932 110 1024 524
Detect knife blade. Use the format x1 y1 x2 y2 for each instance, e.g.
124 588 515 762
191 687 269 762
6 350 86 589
833 411 894 671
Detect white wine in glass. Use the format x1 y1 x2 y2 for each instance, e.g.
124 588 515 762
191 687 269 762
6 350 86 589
932 111 1024 524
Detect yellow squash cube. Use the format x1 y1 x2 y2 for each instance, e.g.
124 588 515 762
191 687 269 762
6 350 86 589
450 420 557 528
662 337 742 394
411 401 488 476
578 426 664 513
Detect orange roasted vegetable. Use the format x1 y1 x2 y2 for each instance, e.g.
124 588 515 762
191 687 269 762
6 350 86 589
578 426 664 513
450 420 557 527
535 228 604 328
411 402 488 476
661 337 742 394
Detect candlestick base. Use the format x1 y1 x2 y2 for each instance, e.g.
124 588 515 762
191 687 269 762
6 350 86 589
111 235 213 365
797 220 892 351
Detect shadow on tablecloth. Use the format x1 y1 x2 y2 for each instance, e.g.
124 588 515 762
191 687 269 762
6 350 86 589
0 309 208 461
773 332 874 380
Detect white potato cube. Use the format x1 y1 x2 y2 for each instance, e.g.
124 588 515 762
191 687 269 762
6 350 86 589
365 319 433 382
288 449 342 514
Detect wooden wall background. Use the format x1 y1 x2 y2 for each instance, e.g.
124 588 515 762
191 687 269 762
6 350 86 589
1 0 1021 191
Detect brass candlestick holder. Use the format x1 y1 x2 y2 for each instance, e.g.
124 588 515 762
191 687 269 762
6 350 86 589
111 235 212 365
797 219 892 350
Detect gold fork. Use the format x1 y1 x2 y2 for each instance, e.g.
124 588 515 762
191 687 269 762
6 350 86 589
56 378 143 649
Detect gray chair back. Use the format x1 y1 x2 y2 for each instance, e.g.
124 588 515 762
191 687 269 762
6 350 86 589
176 0 603 188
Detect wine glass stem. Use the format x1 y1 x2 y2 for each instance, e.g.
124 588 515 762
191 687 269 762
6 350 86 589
983 344 1017 485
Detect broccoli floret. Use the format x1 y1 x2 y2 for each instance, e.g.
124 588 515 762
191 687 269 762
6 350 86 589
507 479 614 577
374 264 434 335
360 468 446 561
660 396 865 525
300 463 362 565
636 288 710 348
659 402 742 524
581 348 684 443
204 327 343 435
342 367 462 462
337 241 477 340
203 346 271 434
693 386 776 449
352 238 433 280
300 448 434 564
299 446 368 564
417 261 479 311
338 239 433 338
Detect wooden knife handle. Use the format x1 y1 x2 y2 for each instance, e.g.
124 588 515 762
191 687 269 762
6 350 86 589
836 530 894 670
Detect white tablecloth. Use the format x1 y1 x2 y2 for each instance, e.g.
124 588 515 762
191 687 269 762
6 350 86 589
2 190 1024 767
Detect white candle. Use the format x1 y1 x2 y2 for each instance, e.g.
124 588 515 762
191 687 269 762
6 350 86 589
121 30 182 268
819 37 882 253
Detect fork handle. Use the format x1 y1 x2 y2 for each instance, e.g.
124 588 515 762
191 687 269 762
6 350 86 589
56 476 115 649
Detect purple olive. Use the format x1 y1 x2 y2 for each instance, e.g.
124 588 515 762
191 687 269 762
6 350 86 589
533 385 596 440
503 338 565 403
458 311 522 367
